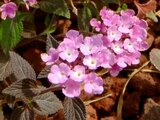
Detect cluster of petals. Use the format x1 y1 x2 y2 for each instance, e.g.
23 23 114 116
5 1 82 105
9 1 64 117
90 7 148 76
41 8 148 97
0 0 37 20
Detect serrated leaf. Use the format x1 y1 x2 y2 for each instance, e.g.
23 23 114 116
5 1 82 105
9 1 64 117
0 16 23 52
0 50 12 81
32 90 63 115
63 97 86 120
37 65 51 79
78 6 92 32
46 34 59 51
9 51 36 81
10 107 34 120
150 48 160 71
2 79 40 99
39 0 70 18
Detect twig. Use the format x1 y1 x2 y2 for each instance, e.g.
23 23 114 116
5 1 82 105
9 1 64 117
84 93 112 105
117 61 150 120
124 68 160 74
69 0 78 15
39 85 62 95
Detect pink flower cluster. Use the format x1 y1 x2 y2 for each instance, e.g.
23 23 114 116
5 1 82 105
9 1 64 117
41 8 148 98
0 0 37 20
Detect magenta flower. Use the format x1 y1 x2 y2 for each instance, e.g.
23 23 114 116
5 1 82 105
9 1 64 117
97 48 115 68
58 42 79 63
111 41 124 54
41 48 59 65
62 79 81 98
70 65 85 82
84 72 103 95
108 64 123 77
124 52 141 65
23 0 37 10
120 9 135 17
123 39 136 53
80 35 103 56
0 1 17 20
133 37 148 51
116 56 127 68
48 63 70 84
90 18 106 32
83 55 99 70
130 25 147 39
107 26 122 42
65 30 83 48
41 8 149 98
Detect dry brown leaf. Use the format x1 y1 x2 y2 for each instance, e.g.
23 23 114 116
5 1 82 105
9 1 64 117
156 10 160 17
134 0 157 17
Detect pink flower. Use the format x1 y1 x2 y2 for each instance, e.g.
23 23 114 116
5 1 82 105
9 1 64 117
41 48 59 65
23 0 37 10
133 37 148 51
83 55 99 70
84 72 103 94
65 30 83 48
80 35 103 56
70 65 85 82
58 42 79 63
48 63 70 84
123 39 136 53
90 18 106 32
0 1 17 20
108 64 123 77
116 55 127 68
130 25 147 39
107 26 122 42
62 79 81 98
111 41 124 54
124 52 141 65
97 48 115 68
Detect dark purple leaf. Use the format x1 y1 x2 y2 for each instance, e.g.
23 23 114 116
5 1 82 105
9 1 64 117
63 97 86 120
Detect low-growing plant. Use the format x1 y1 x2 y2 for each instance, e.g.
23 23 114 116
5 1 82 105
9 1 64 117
0 0 159 120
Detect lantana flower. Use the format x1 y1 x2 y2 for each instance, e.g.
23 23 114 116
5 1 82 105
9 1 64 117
41 7 148 98
0 0 17 20
23 0 37 10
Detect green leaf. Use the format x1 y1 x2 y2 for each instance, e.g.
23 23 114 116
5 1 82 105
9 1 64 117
32 89 63 115
150 48 160 71
78 6 92 32
63 97 86 120
0 50 12 81
39 0 70 18
2 79 40 99
46 34 59 51
122 3 128 10
9 51 36 81
10 107 34 120
0 16 23 52
85 2 98 18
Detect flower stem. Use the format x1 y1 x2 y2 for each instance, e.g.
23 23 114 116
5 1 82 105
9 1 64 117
117 61 150 120
39 85 62 95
